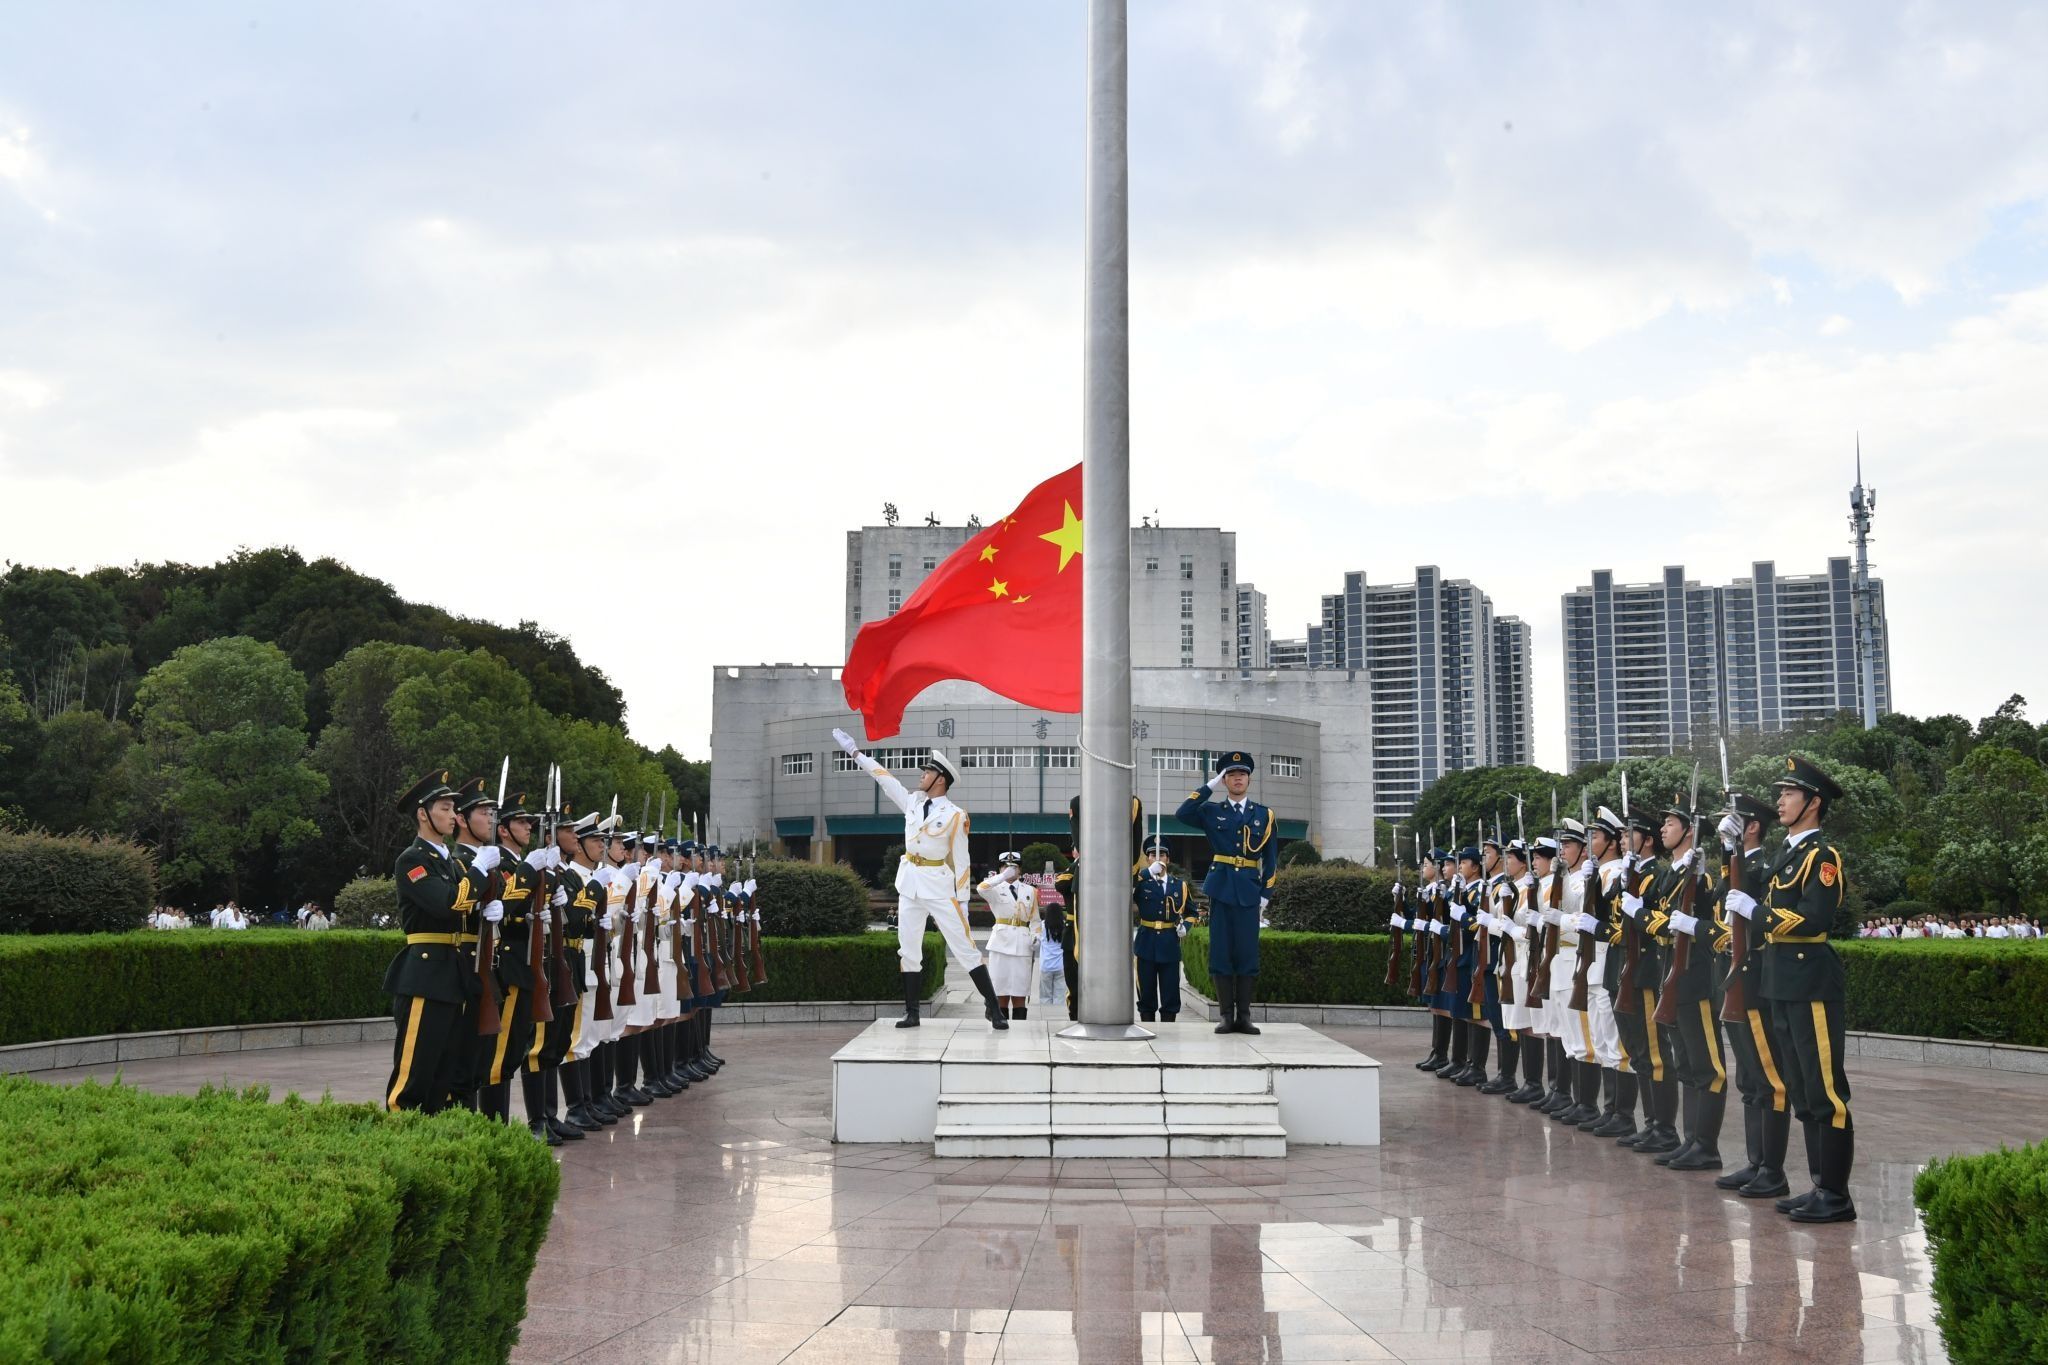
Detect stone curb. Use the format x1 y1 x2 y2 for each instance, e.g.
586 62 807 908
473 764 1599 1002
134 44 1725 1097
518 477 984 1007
0 1002 912 1076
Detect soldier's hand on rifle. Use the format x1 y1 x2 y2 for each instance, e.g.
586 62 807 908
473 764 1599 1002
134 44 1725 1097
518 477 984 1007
1176 921 1188 938
1576 912 1601 936
1148 860 1165 878
1622 892 1644 918
1717 811 1744 847
472 845 502 875
1390 912 1407 930
553 887 569 907
598 911 613 929
483 899 504 923
1670 911 1699 937
1725 888 1757 920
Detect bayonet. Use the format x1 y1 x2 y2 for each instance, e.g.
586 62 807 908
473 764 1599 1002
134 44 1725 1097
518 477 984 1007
1620 770 1630 821
1718 736 1733 806
1515 794 1525 847
495 755 509 813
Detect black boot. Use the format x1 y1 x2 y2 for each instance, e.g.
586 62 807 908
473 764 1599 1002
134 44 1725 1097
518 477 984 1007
1620 1071 1656 1147
1790 1127 1857 1223
1508 1030 1545 1103
897 971 922 1028
1214 976 1237 1035
968 964 1009 1030
1014 1005 1028 1021
544 1066 584 1140
1565 1061 1604 1127
1636 1081 1682 1153
1480 1036 1519 1094
702 1013 724 1068
1235 975 1261 1035
1741 1108 1793 1199
1596 1071 1638 1139
1457 1027 1487 1085
1439 1016 1469 1080
1553 1060 1591 1124
1535 1041 1569 1111
1670 1088 1725 1170
1576 1064 1611 1131
1417 1013 1448 1070
1778 1122 1827 1214
642 1034 677 1097
1140 1011 1156 1023
1718 1106 1765 1188
594 1046 627 1119
616 1037 652 1106
519 1071 546 1129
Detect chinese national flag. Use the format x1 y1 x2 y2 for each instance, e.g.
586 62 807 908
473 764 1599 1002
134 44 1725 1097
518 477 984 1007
843 463 1083 739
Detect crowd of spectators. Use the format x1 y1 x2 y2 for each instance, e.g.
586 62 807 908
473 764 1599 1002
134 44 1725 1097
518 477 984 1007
1860 914 2044 939
142 901 344 930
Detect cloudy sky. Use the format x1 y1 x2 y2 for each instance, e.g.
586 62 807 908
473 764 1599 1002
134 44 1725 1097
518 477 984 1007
4 2 2046 770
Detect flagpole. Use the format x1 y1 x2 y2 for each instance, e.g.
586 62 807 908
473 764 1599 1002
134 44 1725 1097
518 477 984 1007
1066 0 1144 1040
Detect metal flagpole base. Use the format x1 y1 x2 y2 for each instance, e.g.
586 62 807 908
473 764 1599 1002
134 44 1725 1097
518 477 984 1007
1058 1022 1155 1041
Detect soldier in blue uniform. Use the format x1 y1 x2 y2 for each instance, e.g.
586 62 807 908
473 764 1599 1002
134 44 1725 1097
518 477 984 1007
1443 845 1491 1085
1132 837 1198 1023
383 769 469 1114
1176 751 1277 1036
1759 756 1857 1223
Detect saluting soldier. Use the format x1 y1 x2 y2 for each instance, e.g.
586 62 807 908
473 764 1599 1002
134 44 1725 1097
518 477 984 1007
1177 751 1278 1036
1133 837 1198 1024
383 770 472 1114
450 776 509 1113
1714 791 1792 1197
1759 756 1857 1223
833 729 1009 1030
979 852 1042 1021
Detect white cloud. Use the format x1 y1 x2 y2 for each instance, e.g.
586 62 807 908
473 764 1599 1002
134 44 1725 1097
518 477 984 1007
1819 314 1853 336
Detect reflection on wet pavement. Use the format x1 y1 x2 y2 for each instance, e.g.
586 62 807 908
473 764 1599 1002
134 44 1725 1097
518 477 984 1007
47 1020 2004 1362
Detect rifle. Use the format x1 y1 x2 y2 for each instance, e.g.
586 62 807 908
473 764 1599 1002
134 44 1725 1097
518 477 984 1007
728 833 754 994
1467 817 1492 1008
547 765 577 1011
1614 771 1645 1015
1719 739 1754 1025
639 793 663 997
1384 828 1406 989
1568 788 1596 1012
615 794 645 1008
473 755 510 1037
1533 789 1564 1005
1407 836 1430 997
689 823 716 998
590 796 616 1021
1428 819 1455 998
749 843 768 986
524 779 555 1026
1498 801 1520 1007
1654 762 1704 1027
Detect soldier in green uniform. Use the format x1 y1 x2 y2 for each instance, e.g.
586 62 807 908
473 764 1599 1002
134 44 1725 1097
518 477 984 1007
1614 811 1672 1152
1714 792 1791 1198
1653 794 1730 1172
383 769 470 1114
1759 756 1857 1223
449 776 507 1113
480 791 549 1135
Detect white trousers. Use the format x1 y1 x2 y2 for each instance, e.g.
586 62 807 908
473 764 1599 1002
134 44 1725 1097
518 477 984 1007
1499 934 1536 1032
1556 944 1622 1067
573 949 615 1059
898 894 982 974
655 949 682 1021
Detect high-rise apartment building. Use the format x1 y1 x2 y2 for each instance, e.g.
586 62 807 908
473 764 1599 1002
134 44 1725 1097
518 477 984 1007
1492 616 1533 767
1235 584 1269 670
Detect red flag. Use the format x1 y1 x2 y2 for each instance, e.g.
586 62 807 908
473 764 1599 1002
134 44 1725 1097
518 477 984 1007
843 464 1083 738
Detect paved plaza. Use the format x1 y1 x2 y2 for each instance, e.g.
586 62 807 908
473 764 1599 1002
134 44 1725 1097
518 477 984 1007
47 1019 2021 1364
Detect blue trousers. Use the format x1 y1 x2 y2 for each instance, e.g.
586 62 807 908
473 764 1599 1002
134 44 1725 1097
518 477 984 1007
1207 902 1261 976
1136 956 1182 1019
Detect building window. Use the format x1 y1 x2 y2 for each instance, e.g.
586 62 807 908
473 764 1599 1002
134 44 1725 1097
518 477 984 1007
1180 555 1194 580
888 553 902 581
832 751 858 773
958 746 1031 769
888 588 902 614
922 555 936 572
781 753 815 776
1145 555 1158 574
1221 560 1230 588
1041 746 1078 770
853 604 862 623
852 560 862 591
1152 748 1202 772
1180 623 1194 666
1270 754 1303 778
1180 590 1193 620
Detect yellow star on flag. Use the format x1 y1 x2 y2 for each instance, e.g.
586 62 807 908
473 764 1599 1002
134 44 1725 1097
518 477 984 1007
1013 594 1031 605
1039 500 1083 572
979 544 998 562
988 578 1010 599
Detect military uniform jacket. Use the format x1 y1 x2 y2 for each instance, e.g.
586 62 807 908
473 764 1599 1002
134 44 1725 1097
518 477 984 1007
1668 855 1726 1004
1605 856 1660 993
556 862 595 997
862 756 972 902
493 848 544 991
1174 790 1278 909
383 837 478 1003
979 876 1042 959
1131 872 1194 964
1758 830 1848 1003
1729 845 1768 995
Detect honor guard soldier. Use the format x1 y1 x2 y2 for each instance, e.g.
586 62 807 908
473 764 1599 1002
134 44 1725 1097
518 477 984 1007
450 776 509 1112
1759 756 1857 1223
1177 751 1278 1035
978 852 1042 1021
384 770 471 1114
1414 847 1454 1073
1644 793 1725 1167
1133 837 1197 1024
1583 809 1635 1137
1715 791 1792 1198
479 791 555 1138
1448 834 1501 1089
1614 809 1672 1151
1525 837 1568 1110
1549 823 1609 1127
545 810 606 1134
833 728 1009 1030
567 815 626 1126
1496 840 1541 1101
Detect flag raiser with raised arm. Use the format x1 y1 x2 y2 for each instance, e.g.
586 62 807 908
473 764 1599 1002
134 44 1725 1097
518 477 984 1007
842 464 1083 739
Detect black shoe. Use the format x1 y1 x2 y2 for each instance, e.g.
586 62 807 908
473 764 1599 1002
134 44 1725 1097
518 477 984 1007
1453 1068 1482 1087
1478 1076 1515 1095
897 970 922 1028
684 1061 712 1082
530 1121 563 1147
1555 1102 1595 1126
1234 978 1261 1036
1635 1126 1681 1155
1668 1146 1723 1172
1716 1162 1762 1190
1590 1115 1636 1139
1576 1109 1607 1132
547 1117 586 1142
1213 976 1237 1034
1788 1189 1857 1223
1139 1012 1156 1023
1738 1168 1791 1199
1654 1139 1697 1167
1775 1187 1819 1215
967 965 1010 1030
566 1105 605 1132
1505 1084 1544 1105
1416 1051 1445 1071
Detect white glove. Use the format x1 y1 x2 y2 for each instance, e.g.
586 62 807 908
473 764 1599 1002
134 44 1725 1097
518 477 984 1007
598 912 613 929
1431 921 1446 937
1542 907 1562 927
708 874 724 889
471 845 502 875
1576 913 1600 936
1452 874 1467 893
1622 894 1644 919
1206 772 1227 793
552 887 568 907
1718 812 1744 847
1259 897 1270 913
1390 914 1408 931
1147 860 1165 878
1573 868 1592 886
591 866 614 887
1451 906 1468 923
683 871 700 891
483 900 504 923
525 847 550 870
1176 922 1188 939
1392 880 1405 899
832 727 860 756
1725 889 1757 921
744 880 757 896
1511 920 1531 944
1002 865 1021 882
1671 911 1699 937
1672 847 1699 875
1516 875 1534 891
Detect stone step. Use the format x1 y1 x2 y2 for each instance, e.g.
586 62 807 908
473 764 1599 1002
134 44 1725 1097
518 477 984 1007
1165 1096 1281 1125
1169 1133 1287 1158
933 1132 1051 1158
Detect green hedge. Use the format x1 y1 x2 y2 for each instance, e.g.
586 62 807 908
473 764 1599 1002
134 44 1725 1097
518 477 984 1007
1182 928 1413 1007
1264 866 1402 933
1840 940 2048 1047
756 861 871 936
0 929 946 1045
1915 1142 2048 1363
0 1076 557 1362
0 828 156 934
333 875 394 928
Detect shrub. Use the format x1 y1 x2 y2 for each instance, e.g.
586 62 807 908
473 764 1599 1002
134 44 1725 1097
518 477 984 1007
1277 840 1322 867
332 875 395 928
1915 1142 2048 1364
1878 899 1934 921
756 861 870 937
1181 928 1413 1007
0 1075 557 1362
1019 841 1071 875
1265 866 1403 933
877 843 905 889
0 828 156 934
743 933 945 1003
1841 940 2048 1047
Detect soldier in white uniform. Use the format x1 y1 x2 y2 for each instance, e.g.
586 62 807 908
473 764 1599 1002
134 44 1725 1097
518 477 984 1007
1550 819 1610 1128
979 852 1042 1021
833 728 1009 1030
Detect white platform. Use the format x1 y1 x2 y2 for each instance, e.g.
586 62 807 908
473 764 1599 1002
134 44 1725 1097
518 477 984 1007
830 1019 1380 1157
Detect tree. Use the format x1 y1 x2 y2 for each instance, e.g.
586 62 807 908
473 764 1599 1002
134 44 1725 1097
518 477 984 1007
1405 764 1568 847
554 718 674 835
0 670 35 825
130 637 326 899
310 641 435 880
0 566 125 720
29 709 133 835
1928 746 2048 850
654 746 711 825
